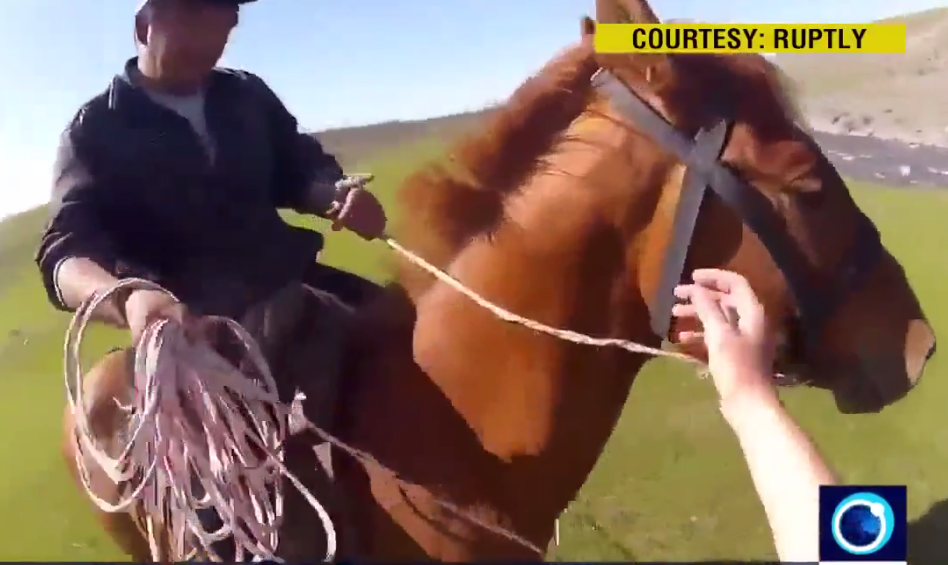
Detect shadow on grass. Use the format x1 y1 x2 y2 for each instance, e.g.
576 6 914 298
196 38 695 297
909 498 948 565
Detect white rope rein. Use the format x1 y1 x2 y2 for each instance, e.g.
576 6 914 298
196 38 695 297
64 278 336 562
380 236 713 554
382 236 705 366
339 175 703 366
384 236 805 389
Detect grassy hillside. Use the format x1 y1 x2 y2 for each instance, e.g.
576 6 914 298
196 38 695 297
0 207 47 296
315 111 489 168
777 7 948 143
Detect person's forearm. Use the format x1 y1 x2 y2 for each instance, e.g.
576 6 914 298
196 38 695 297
55 257 126 326
722 388 837 563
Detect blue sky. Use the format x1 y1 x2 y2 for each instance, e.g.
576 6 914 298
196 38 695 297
0 0 942 219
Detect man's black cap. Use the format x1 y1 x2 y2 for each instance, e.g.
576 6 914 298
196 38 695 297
136 0 257 16
198 0 258 5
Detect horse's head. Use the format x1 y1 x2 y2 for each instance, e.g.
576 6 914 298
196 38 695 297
585 0 935 413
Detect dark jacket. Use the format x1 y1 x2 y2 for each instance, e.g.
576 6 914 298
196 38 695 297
35 58 343 317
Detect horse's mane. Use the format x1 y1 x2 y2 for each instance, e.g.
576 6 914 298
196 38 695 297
762 58 811 132
393 45 807 294
393 43 599 292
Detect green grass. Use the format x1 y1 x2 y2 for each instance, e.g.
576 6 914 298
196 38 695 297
1 143 948 561
0 207 47 296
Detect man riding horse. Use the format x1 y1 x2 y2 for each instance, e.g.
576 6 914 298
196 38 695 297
37 0 385 336
37 0 384 557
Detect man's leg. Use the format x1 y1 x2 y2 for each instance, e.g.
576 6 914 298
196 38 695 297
302 262 383 308
291 262 380 558
191 270 377 561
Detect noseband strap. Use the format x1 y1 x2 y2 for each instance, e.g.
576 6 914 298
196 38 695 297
591 69 883 350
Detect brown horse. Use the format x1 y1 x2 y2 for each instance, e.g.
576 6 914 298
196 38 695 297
64 0 936 560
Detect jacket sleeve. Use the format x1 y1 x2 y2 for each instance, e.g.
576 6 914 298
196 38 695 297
251 74 344 213
35 117 126 311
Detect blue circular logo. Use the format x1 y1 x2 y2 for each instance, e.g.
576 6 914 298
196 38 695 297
831 492 894 555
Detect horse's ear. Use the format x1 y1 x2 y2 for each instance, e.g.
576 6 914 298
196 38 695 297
580 16 595 38
596 0 630 23
594 0 669 80
620 0 661 23
597 0 661 24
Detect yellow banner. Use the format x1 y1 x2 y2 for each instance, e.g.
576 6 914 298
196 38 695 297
594 23 906 54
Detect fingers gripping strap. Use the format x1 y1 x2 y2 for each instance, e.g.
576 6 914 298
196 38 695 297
649 123 729 338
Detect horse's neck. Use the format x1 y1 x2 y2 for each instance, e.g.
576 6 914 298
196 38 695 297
409 135 660 524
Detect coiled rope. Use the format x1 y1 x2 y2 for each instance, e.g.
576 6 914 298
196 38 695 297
64 278 336 562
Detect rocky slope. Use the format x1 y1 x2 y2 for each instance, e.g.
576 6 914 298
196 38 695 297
778 8 948 146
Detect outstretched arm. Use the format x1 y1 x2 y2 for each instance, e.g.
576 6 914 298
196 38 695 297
672 269 837 563
722 388 836 562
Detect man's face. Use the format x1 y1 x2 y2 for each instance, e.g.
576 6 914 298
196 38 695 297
140 0 238 82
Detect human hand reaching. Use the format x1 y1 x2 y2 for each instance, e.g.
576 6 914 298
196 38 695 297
675 270 836 564
671 269 778 406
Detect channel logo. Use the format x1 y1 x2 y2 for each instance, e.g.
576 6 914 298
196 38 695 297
819 485 906 563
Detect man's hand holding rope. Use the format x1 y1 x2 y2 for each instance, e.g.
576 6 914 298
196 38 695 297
325 174 387 240
124 289 190 344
